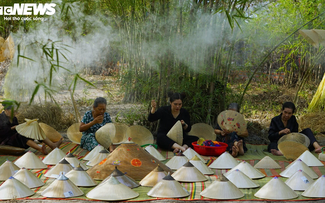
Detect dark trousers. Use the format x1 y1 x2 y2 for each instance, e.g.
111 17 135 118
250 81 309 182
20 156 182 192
218 132 247 153
156 132 199 151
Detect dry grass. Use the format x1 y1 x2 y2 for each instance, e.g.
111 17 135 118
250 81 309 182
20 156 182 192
299 112 325 134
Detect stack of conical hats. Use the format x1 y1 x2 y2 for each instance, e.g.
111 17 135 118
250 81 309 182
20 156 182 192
140 165 167 187
280 159 318 179
189 155 214 175
39 122 62 142
13 168 44 188
65 153 88 170
42 147 66 165
45 158 73 178
296 150 323 166
127 125 154 146
15 119 46 140
65 165 97 187
83 145 105 160
0 176 34 200
254 177 298 200
225 161 265 179
67 123 82 144
209 151 239 169
188 123 216 140
225 169 259 188
285 170 314 191
14 151 47 169
145 145 165 161
86 176 139 201
302 175 325 197
147 174 189 198
41 173 83 198
167 121 183 145
183 147 205 163
254 156 281 169
172 162 207 182
101 166 139 188
0 160 20 181
165 153 188 170
87 149 109 166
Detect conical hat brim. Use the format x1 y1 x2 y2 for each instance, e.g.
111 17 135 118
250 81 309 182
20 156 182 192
65 156 88 170
112 123 130 144
188 123 216 140
39 123 62 142
0 161 20 181
278 132 310 147
172 165 207 182
224 170 259 188
302 175 325 197
65 170 97 187
0 177 34 199
280 160 318 179
189 160 214 175
285 170 315 191
254 156 281 169
13 168 45 188
217 110 246 134
127 125 154 146
42 148 66 165
83 145 105 160
278 141 308 160
41 179 83 198
14 151 47 169
16 119 46 140
167 121 183 145
95 123 115 149
165 156 189 170
183 148 206 163
140 167 167 187
200 180 244 199
45 163 73 178
296 150 323 166
225 161 265 179
254 177 298 199
87 152 109 166
299 30 322 47
209 151 239 169
145 145 165 161
67 123 82 144
147 179 189 198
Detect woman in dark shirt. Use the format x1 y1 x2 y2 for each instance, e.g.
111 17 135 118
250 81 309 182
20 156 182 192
148 92 198 152
268 102 322 155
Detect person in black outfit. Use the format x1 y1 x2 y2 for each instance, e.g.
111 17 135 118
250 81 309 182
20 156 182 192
148 92 198 153
268 102 322 156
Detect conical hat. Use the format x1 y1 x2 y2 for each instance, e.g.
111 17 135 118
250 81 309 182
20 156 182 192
67 123 82 144
217 110 246 134
172 162 207 182
302 175 325 197
225 161 265 179
280 159 318 179
112 123 130 144
189 155 214 175
13 168 44 188
39 123 62 142
188 123 216 140
41 173 83 198
183 147 206 163
167 121 183 145
0 176 34 200
127 125 154 146
45 158 73 178
95 123 114 149
0 35 15 62
83 145 105 160
165 154 189 170
100 166 139 188
299 30 322 48
86 176 139 201
209 151 239 169
147 174 190 198
145 145 165 161
254 177 298 199
285 170 315 191
224 169 259 188
65 165 97 187
87 143 172 180
65 153 88 170
200 175 244 199
15 119 46 140
14 151 47 169
140 165 167 187
278 133 309 160
0 160 20 181
42 147 66 165
296 150 323 166
254 156 281 169
87 149 109 166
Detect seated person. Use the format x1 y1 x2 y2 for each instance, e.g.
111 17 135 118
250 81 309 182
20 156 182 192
148 92 198 153
80 97 112 151
0 101 62 155
214 103 248 157
268 101 322 155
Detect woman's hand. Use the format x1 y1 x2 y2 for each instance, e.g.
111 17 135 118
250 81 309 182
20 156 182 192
279 128 290 135
11 125 17 130
180 120 188 130
93 115 104 124
172 143 186 153
151 100 157 114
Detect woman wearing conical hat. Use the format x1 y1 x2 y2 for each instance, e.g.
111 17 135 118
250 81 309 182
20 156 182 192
79 97 112 151
0 101 62 155
148 92 198 153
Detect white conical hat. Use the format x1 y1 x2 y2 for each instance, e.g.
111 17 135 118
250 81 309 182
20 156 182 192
285 170 315 191
140 165 167 187
14 151 47 169
95 123 114 149
172 162 207 182
15 119 46 140
189 155 214 175
165 154 189 170
254 156 281 169
45 158 73 178
65 153 88 170
67 123 82 144
83 145 105 160
86 176 139 201
42 148 66 165
188 123 216 140
225 161 265 179
302 175 325 197
41 173 83 198
13 168 44 188
147 174 190 198
86 149 109 166
100 166 139 189
0 160 20 181
183 147 205 163
280 159 318 179
200 175 244 199
65 165 97 187
167 121 183 145
39 122 62 142
254 177 298 199
208 151 239 169
225 169 259 188
0 176 34 200
145 145 165 161
127 125 154 146
296 150 323 166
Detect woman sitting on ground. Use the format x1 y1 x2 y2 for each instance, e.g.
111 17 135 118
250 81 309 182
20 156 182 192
148 92 199 153
268 101 322 155
80 97 112 151
214 103 248 157
0 102 62 155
